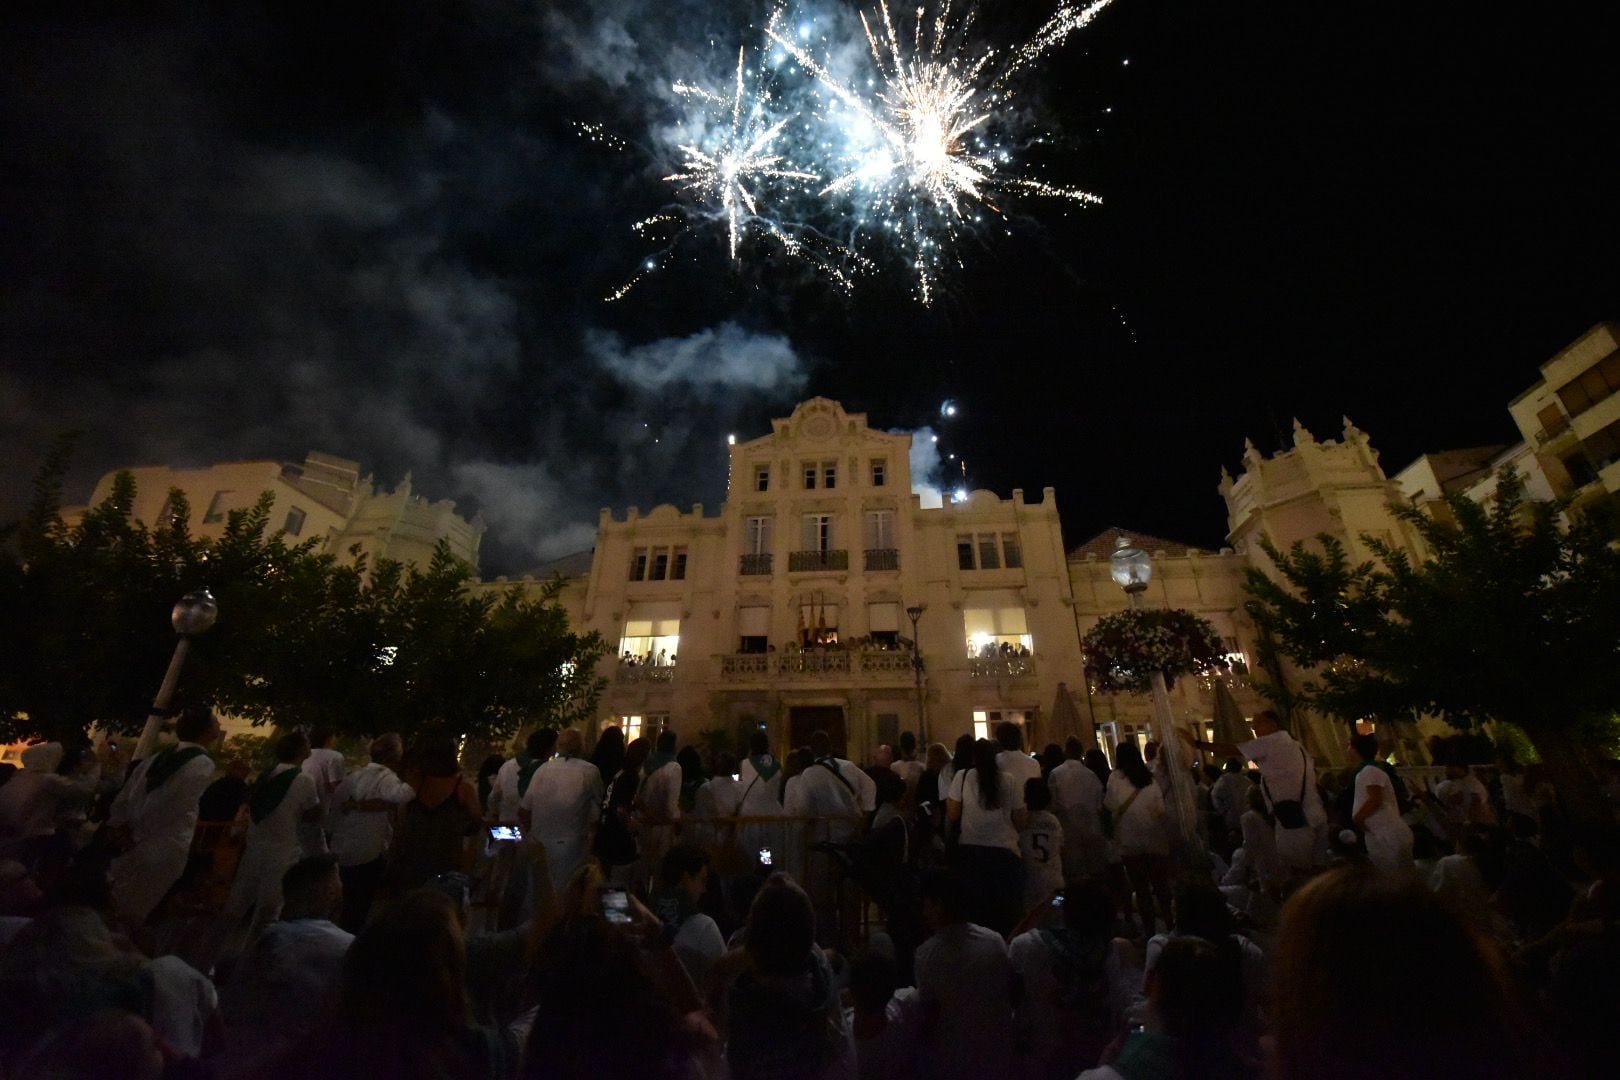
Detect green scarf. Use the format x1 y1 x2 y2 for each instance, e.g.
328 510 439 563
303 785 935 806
748 753 781 782
644 750 676 777
145 746 209 793
516 754 543 798
248 766 300 824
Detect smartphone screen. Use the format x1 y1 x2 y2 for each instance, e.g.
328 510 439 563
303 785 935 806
602 887 632 924
488 825 522 842
758 847 773 867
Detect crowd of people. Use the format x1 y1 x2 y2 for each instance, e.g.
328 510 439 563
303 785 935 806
0 704 1616 1080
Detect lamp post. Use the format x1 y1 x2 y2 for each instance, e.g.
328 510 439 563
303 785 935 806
906 604 927 744
1109 538 1201 855
133 588 219 760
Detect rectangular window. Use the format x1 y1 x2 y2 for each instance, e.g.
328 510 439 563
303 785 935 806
1536 403 1569 438
876 713 900 748
203 491 231 524
746 516 774 555
652 550 669 581
755 465 771 492
803 464 818 490
738 605 771 639
617 716 643 743
620 618 680 665
865 510 895 551
957 537 976 570
1001 533 1022 568
630 548 649 581
871 460 886 487
977 536 1001 570
802 514 833 552
671 547 688 581
964 604 1033 657
283 507 307 537
823 462 837 489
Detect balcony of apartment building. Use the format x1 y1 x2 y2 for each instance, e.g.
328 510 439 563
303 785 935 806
968 653 1037 679
614 657 677 684
719 641 917 682
863 548 899 572
739 553 773 576
788 549 849 573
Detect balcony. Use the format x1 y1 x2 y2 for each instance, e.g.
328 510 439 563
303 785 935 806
615 660 676 684
789 549 848 573
739 553 773 576
720 654 770 678
969 656 1036 679
718 648 915 681
864 548 899 571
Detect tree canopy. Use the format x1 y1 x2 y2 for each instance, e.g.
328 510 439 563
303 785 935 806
1 446 606 746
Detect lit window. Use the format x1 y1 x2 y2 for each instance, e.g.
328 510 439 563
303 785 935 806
283 507 306 537
973 710 990 742
964 605 1032 657
617 717 642 743
871 460 886 487
620 619 679 665
203 491 231 524
755 465 770 493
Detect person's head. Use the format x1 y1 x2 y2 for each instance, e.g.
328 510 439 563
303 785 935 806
809 730 833 759
281 853 342 921
918 867 968 931
1025 776 1052 813
744 873 815 976
174 703 222 746
12 1009 165 1080
749 728 770 757
1060 878 1116 938
340 889 470 1029
873 766 905 807
592 725 625 760
849 951 899 1016
1444 762 1470 781
873 743 894 768
555 728 583 758
1039 743 1064 773
971 738 1002 809
925 741 950 771
309 725 334 750
1171 877 1235 942
995 721 1023 752
1271 865 1528 1080
899 730 917 760
1065 736 1085 761
675 745 703 781
714 751 737 778
413 734 461 777
370 732 404 767
1116 742 1152 789
1223 755 1243 774
951 733 974 771
655 728 677 755
275 730 311 766
1084 747 1110 777
1350 732 1380 763
622 737 651 776
1146 936 1243 1045
1251 710 1281 737
1143 739 1160 762
657 843 710 906
526 727 559 760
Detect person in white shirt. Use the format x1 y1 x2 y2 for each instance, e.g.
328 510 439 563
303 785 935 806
217 853 353 1075
653 843 727 992
637 729 684 877
914 868 1014 1080
1350 733 1414 876
1049 737 1108 883
519 728 603 893
487 728 557 827
889 731 926 807
1209 757 1251 844
994 721 1043 790
328 732 413 931
107 705 222 929
224 731 325 933
691 752 744 850
1184 709 1325 874
1020 777 1065 918
948 739 1028 935
300 726 347 822
1103 743 1172 934
795 730 879 843
1434 764 1495 831
845 950 923 1080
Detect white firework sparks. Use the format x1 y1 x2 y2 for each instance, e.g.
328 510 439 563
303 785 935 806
665 47 820 261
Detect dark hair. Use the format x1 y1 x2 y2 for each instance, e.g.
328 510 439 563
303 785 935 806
476 754 504 782
413 734 462 778
340 889 471 1030
1084 747 1111 785
749 729 770 757
808 730 832 758
1115 742 1153 789
1025 776 1052 813
174 704 216 743
873 766 906 806
951 733 975 773
676 745 704 783
656 729 677 754
309 725 334 749
1064 736 1085 760
1172 877 1237 945
995 721 1023 752
657 843 710 889
1223 756 1243 773
1061 878 1116 936
898 731 917 756
971 739 1002 810
849 951 899 1013
275 731 310 764
282 853 340 916
918 867 967 918
1350 733 1379 762
713 751 737 777
620 737 651 779
526 728 559 760
1151 936 1245 1049
745 874 815 976
590 725 626 780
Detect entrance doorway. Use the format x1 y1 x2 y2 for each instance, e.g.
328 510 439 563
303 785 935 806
789 705 847 756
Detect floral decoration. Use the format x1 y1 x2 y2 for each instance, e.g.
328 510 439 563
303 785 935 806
1082 608 1231 694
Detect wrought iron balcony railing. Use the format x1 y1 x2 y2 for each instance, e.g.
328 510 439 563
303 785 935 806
788 549 849 572
739 553 773 576
864 548 899 571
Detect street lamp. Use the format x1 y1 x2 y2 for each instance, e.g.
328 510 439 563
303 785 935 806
133 588 219 760
906 604 927 744
1109 538 1201 855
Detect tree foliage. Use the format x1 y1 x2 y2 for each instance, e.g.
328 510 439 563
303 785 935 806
1081 608 1231 694
1 448 606 745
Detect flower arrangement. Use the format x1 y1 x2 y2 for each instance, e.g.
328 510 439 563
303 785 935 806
1082 608 1231 694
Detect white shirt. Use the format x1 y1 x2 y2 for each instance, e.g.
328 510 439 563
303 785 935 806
694 775 744 819
301 747 347 817
144 954 218 1059
1436 773 1494 826
1103 771 1168 857
996 750 1043 793
1048 759 1104 840
1020 810 1065 901
1009 930 1132 1068
949 769 1023 852
106 742 218 927
487 757 523 824
1237 730 1324 826
914 922 1013 1080
329 762 414 867
640 760 683 824
737 758 785 815
1353 765 1405 835
797 757 878 819
520 756 603 841
672 912 726 990
890 758 925 803
1237 808 1281 885
1210 771 1250 832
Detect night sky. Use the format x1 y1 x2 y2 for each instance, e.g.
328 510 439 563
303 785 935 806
3 1 1617 573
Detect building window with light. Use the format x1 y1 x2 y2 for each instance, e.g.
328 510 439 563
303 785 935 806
620 618 679 666
963 602 1032 657
871 460 886 487
973 708 1033 742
